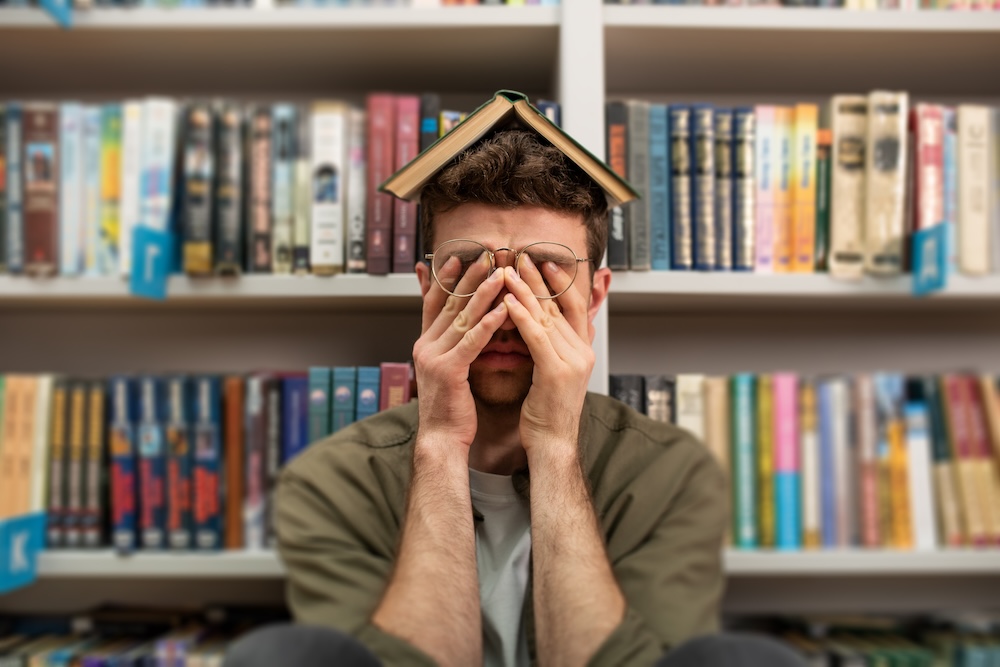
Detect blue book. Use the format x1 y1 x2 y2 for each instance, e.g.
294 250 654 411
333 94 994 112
668 105 692 270
817 379 838 549
6 103 23 274
356 366 381 422
308 367 331 443
690 104 716 271
535 100 561 127
165 376 193 551
730 374 757 549
732 107 756 271
271 104 297 273
191 375 222 550
648 103 671 271
714 108 734 271
59 102 84 276
332 367 357 433
281 374 309 464
137 377 167 550
109 376 139 554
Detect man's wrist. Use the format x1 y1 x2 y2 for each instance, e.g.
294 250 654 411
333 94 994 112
414 433 471 470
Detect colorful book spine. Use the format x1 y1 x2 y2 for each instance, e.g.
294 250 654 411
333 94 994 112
731 374 757 549
648 103 671 271
605 101 629 271
22 103 60 277
957 105 991 276
379 362 411 411
109 377 139 554
46 379 69 547
393 95 420 273
864 91 908 276
308 366 332 443
165 377 193 550
180 104 215 276
669 105 693 270
281 374 309 464
942 107 958 271
814 128 832 272
818 378 839 548
714 108 733 271
912 103 945 233
59 103 84 276
964 376 1000 544
690 104 715 271
732 107 756 271
138 98 178 267
628 99 651 271
119 100 143 278
6 104 23 274
192 376 222 550
828 95 867 280
756 374 775 548
332 367 357 433
265 376 282 548
772 106 793 273
876 373 912 549
83 380 106 548
356 366 381 422
223 375 244 550
82 105 102 276
923 376 964 547
365 93 396 276
291 110 311 275
799 378 821 549
64 381 88 548
138 377 167 550
773 373 800 550
215 103 244 276
309 102 347 276
271 104 296 275
854 375 881 547
0 105 7 274
248 105 272 273
791 103 818 273
753 105 775 273
903 390 939 552
346 107 367 274
244 374 269 550
98 103 122 276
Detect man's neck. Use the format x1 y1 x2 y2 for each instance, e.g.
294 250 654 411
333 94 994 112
468 402 527 476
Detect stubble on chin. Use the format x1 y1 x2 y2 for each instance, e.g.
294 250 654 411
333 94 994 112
469 364 533 409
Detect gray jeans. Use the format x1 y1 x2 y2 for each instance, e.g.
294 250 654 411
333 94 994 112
223 623 807 667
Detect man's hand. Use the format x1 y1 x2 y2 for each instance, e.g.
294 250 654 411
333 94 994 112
501 258 594 460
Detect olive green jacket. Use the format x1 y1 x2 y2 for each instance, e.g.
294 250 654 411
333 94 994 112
275 392 726 667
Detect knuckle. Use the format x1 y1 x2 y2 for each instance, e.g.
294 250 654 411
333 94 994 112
451 310 469 332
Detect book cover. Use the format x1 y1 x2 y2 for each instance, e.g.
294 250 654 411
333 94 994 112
690 104 716 271
82 105 101 277
605 101 629 271
799 378 821 549
940 374 985 546
393 95 420 273
191 376 222 550
21 103 60 277
180 104 215 276
790 103 818 273
942 107 958 272
270 104 296 275
912 104 945 234
308 366 332 443
753 105 775 273
58 103 84 276
703 376 731 544
773 372 800 550
223 375 244 550
132 98 177 299
714 108 733 271
379 362 412 411
366 93 396 276
346 107 367 274
309 102 347 276
732 107 756 272
864 91 908 276
0 376 22 517
97 104 122 276
355 366 381 423
964 376 1000 544
265 376 282 548
669 105 693 270
675 374 706 441
772 106 792 273
248 106 272 273
854 374 881 547
731 374 757 549
138 377 167 549
46 378 69 548
0 105 7 274
814 128 832 272
280 374 309 465
27 377 54 521
109 377 138 554
609 374 645 414
293 109 311 275
332 367 357 433
82 380 106 548
957 105 991 276
64 380 88 548
903 382 940 552
5 104 23 274
644 374 675 424
875 372 912 549
119 100 143 278
627 99 651 271
828 95 867 280
420 93 441 153
922 375 964 547
165 376 193 550
244 374 270 550
214 103 244 276
756 373 775 548
648 103 671 271
819 377 847 547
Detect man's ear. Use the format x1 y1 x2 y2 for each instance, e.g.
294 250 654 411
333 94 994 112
415 261 434 298
587 267 612 328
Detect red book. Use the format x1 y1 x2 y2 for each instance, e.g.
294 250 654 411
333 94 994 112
22 103 60 276
393 95 421 273
223 376 245 550
911 104 944 232
366 94 396 276
379 362 412 412
941 375 988 547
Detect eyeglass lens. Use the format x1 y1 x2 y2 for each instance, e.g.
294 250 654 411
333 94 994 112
432 240 579 299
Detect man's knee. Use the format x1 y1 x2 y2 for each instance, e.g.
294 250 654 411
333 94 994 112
223 622 382 667
655 632 808 667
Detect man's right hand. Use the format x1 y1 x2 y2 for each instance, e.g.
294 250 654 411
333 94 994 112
412 254 507 452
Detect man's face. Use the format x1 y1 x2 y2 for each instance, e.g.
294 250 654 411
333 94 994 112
416 203 611 408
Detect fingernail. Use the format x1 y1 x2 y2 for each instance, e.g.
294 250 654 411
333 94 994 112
489 268 502 282
494 301 506 313
506 266 519 281
545 261 558 273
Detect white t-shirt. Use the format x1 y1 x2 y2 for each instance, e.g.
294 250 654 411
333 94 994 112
469 468 533 667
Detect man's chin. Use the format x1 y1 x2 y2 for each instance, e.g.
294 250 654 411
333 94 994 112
469 365 532 408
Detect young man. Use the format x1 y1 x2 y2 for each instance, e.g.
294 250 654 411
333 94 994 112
225 102 803 667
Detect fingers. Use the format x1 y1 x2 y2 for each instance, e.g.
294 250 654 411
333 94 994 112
421 251 493 336
518 254 589 341
424 267 506 351
502 267 591 364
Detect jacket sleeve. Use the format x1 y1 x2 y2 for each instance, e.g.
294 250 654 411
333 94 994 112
275 467 438 667
587 444 727 667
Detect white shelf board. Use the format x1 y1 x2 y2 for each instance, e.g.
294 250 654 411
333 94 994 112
37 550 286 578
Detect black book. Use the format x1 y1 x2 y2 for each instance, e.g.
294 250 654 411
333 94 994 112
609 374 645 414
606 101 630 270
215 103 245 276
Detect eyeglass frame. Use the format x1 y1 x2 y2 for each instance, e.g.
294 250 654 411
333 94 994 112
424 239 594 299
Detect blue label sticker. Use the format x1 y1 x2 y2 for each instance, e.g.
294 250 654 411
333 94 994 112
912 222 949 297
130 227 173 301
0 513 46 594
40 0 72 28
420 118 438 135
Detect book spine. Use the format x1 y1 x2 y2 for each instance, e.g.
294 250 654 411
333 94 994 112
355 366 381 422
308 366 332 443
248 106 272 273
109 377 138 554
609 374 645 414
5 105 23 274
817 379 837 547
924 376 964 547
942 107 958 272
605 101 629 271
904 400 939 551
756 374 775 548
731 374 757 549
877 373 912 549
265 376 281 548
214 104 244 276
643 374 675 424
332 367 358 432
714 109 733 271
223 375 244 549
977 375 1000 543
59 103 84 276
772 106 792 273
732 108 756 271
365 93 396 276
138 376 167 550
22 103 60 277
392 95 420 274
992 109 1000 278
669 106 693 270
46 379 69 548
627 99 651 271
675 374 706 441
753 105 775 273
281 375 309 464
379 362 411 411
791 103 818 273
119 100 143 278
270 104 296 275
310 103 347 275
140 98 177 235
181 104 215 276
346 107 367 274
854 374 881 548
13 377 38 517
814 128 832 272
799 378 821 549
64 381 88 548
0 377 18 516
98 104 122 276
0 105 7 274
913 104 945 233
773 372 800 550
832 378 855 546
690 104 715 271
82 105 102 276
828 95 867 280
292 109 311 275
165 376 193 550
942 374 986 546
82 380 106 548
244 375 268 550
192 376 222 550
963 376 1000 544
864 91 908 276
648 104 671 271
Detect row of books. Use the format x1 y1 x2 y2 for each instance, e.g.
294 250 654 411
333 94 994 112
606 94 999 280
0 94 559 281
608 0 1000 7
609 372 1000 551
0 364 415 552
0 0 560 8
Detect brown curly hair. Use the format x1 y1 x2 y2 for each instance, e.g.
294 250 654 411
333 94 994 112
419 130 609 271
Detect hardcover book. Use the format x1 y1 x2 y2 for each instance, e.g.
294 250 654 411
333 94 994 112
281 374 309 464
346 107 367 274
332 367 357 433
214 103 245 276
138 377 167 550
773 373 800 550
609 374 644 414
97 104 122 276
248 106 272 273
355 367 381 423
393 95 420 273
165 377 193 550
309 102 348 276
119 100 143 278
644 374 675 424
21 103 60 277
714 109 733 271
180 104 215 276
379 362 412 411
605 101 630 271
308 366 332 443
669 106 693 270
109 377 138 554
731 374 757 549
922 375 964 547
46 379 69 548
791 103 818 273
192 376 222 550
627 99 651 271
814 128 832 271
271 104 297 275
293 110 312 275
799 378 821 549
903 382 939 551
854 374 881 548
864 91 908 276
64 381 88 548
223 375 244 549
58 103 84 276
648 104 671 271
828 95 867 280
732 108 756 272
5 105 23 274
772 106 792 273
957 105 991 276
82 380 105 548
366 93 396 276
691 104 716 271
753 105 775 273
756 374 775 548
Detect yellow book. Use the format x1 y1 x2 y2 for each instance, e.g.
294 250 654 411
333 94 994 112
757 374 775 548
791 103 818 273
887 416 914 549
13 376 40 517
703 376 732 545
771 107 793 273
0 376 16 519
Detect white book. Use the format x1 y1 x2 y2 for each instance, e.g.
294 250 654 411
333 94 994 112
957 104 991 276
82 105 102 276
799 379 822 548
828 95 867 281
141 98 178 234
905 402 939 551
59 103 84 276
119 100 144 278
310 102 348 275
829 377 853 547
675 374 706 441
271 104 297 275
29 375 54 515
864 91 908 276
346 107 368 274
